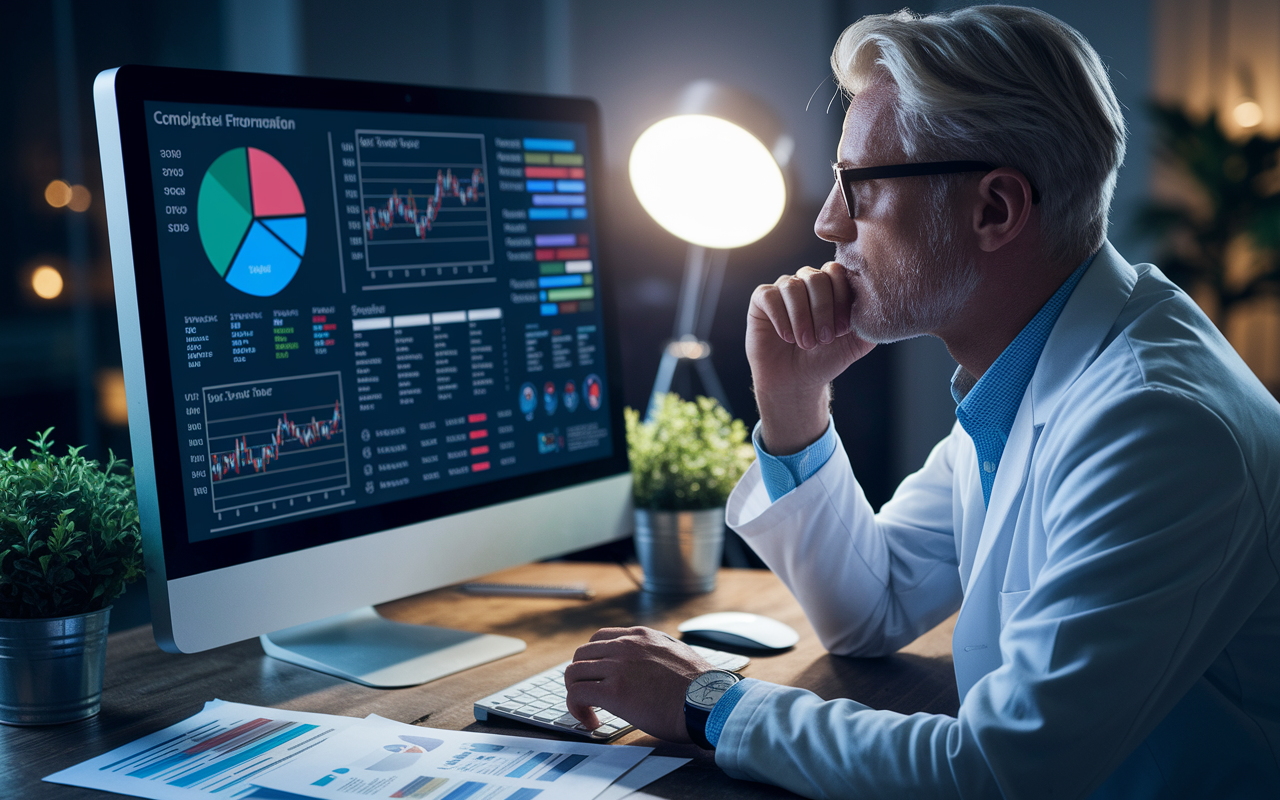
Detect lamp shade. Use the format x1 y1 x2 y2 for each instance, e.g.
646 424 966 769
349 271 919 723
629 83 788 249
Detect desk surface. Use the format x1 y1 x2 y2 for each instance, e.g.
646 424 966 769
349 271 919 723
1 562 959 799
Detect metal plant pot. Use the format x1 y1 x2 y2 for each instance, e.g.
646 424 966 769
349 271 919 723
0 606 111 726
634 507 725 594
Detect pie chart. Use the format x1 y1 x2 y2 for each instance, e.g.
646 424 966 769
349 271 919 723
197 147 306 297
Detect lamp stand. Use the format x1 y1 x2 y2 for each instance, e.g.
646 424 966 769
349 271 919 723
646 244 731 419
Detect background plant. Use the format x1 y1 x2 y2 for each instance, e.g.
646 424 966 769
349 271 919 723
1137 105 1280 321
0 428 143 619
625 394 755 511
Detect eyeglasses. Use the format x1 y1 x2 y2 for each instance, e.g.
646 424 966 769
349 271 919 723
831 160 1041 218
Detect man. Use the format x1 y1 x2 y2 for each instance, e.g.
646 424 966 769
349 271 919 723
565 6 1280 798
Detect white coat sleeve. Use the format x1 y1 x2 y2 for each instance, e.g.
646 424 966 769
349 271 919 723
715 388 1274 799
726 426 965 656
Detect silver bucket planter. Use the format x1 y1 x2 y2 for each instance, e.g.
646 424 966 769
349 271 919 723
0 606 111 726
634 507 725 594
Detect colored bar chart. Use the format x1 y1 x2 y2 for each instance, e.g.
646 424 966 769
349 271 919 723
520 137 595 315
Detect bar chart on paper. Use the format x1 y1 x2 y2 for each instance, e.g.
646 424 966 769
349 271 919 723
357 130 494 274
42 700 358 800
202 371 351 532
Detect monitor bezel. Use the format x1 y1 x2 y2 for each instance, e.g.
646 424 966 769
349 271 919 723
104 65 631 583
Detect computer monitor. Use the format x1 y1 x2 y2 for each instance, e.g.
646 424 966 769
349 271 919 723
93 65 632 687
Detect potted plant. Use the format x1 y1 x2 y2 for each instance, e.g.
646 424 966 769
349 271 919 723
0 428 143 726
625 395 755 593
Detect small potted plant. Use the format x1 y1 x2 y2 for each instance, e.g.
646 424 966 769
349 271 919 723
625 395 755 593
0 428 143 726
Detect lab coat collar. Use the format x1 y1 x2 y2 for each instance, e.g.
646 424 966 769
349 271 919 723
1030 241 1139 426
964 241 1137 598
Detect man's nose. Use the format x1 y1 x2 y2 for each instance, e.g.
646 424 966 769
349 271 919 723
814 180 853 244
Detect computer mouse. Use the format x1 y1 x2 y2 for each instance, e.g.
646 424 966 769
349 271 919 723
678 612 799 651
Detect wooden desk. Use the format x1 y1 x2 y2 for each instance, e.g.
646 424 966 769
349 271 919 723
1 562 959 799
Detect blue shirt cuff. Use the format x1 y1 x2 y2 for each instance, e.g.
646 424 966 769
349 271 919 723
752 417 837 502
705 677 755 748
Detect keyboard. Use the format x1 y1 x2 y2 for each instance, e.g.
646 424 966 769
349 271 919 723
474 644 750 741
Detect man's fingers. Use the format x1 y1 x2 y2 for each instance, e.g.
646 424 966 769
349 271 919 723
587 626 634 643
563 678 604 729
799 266 836 344
750 283 795 345
822 262 854 336
564 657 609 684
777 273 817 349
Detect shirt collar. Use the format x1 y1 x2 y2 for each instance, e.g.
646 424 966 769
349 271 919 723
952 252 1096 420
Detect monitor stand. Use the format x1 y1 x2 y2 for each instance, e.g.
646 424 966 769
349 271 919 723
259 606 526 688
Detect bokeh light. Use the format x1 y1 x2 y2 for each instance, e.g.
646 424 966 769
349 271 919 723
45 179 72 208
97 368 129 426
1233 99 1263 129
69 184 92 212
31 265 64 299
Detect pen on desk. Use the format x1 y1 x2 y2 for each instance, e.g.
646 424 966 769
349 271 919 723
461 582 596 600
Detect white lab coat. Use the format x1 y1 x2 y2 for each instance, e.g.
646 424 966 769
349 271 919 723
722 242 1280 799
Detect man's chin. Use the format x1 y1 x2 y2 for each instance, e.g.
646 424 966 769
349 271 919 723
849 314 929 345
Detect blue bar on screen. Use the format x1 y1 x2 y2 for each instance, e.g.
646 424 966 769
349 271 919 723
526 180 555 192
571 208 588 219
555 180 586 192
531 194 585 207
540 303 560 316
535 233 576 247
529 208 569 220
523 138 575 152
539 275 584 288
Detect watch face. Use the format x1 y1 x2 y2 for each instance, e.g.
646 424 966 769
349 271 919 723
687 670 739 709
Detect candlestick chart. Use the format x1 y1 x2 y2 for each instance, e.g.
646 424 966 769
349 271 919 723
364 168 484 239
356 130 494 272
203 372 351 517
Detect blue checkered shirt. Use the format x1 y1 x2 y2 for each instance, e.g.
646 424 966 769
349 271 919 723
952 254 1093 505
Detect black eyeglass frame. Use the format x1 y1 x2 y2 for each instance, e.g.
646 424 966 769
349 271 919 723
832 160 1041 218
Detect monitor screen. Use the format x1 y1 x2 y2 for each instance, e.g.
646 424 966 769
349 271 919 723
96 66 631 660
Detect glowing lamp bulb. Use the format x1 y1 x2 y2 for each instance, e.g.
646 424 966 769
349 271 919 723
630 114 785 249
1233 99 1263 129
32 265 63 299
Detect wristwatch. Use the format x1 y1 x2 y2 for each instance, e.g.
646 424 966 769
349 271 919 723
684 669 742 750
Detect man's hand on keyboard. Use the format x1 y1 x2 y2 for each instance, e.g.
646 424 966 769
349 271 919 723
564 626 715 743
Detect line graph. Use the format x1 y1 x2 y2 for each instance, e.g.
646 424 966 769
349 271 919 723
211 400 342 480
364 168 484 239
356 130 494 271
203 372 350 518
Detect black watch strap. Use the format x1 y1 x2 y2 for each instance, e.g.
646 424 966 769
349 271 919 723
685 703 714 750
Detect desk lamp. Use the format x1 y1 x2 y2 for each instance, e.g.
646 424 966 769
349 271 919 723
630 81 792 418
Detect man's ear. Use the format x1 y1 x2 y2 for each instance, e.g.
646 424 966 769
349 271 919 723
971 168 1035 253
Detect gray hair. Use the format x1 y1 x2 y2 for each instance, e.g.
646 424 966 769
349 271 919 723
832 5 1126 264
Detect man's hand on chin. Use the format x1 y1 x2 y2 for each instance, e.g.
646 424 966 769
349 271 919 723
563 626 715 743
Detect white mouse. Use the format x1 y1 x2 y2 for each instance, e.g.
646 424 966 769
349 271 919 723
678 612 800 651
